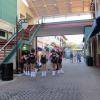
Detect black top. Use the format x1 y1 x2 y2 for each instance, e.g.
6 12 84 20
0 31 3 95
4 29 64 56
23 55 30 64
29 53 36 63
40 55 46 64
51 53 57 63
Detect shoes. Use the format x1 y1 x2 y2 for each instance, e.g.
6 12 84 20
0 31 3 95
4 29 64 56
24 71 28 75
27 71 30 76
42 71 46 77
23 71 26 75
31 71 36 77
60 69 64 74
57 70 61 74
52 71 56 76
35 68 38 74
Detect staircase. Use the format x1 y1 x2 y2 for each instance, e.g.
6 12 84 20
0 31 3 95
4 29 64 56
0 32 21 63
0 24 41 64
23 25 35 40
23 25 39 40
0 39 15 62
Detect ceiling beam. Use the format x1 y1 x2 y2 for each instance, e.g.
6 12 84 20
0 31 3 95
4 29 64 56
28 0 40 18
42 0 50 16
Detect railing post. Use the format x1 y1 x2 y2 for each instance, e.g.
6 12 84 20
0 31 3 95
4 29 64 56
16 17 19 73
36 36 38 57
4 47 6 58
16 17 28 73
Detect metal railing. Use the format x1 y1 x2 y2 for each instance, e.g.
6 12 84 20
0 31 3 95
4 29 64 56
0 28 23 63
0 23 41 64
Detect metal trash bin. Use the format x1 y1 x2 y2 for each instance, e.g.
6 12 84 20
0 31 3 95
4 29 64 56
86 56 93 66
1 63 13 81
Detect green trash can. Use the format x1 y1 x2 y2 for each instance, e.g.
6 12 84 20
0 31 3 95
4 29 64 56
1 63 13 81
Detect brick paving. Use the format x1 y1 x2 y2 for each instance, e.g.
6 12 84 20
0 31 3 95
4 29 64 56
0 59 100 100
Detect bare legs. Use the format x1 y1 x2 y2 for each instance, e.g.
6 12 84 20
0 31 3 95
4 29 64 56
52 63 57 76
41 64 46 77
30 63 36 77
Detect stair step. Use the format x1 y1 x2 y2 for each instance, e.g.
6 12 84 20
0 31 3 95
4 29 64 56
1 49 11 51
0 45 14 47
0 56 4 59
0 58 4 61
0 51 11 54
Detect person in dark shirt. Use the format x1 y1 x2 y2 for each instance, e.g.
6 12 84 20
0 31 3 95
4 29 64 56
70 52 74 63
51 50 58 76
29 48 37 77
20 53 25 73
40 51 47 77
57 51 64 74
76 52 81 63
23 53 30 75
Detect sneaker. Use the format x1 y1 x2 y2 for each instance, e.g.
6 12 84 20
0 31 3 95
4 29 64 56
52 71 56 76
35 68 38 74
31 71 36 77
42 71 46 77
60 69 64 74
42 71 44 77
57 70 61 74
25 71 28 75
23 71 26 75
44 71 46 76
27 71 30 75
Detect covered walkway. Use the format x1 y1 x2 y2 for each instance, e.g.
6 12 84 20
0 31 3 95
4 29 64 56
0 59 100 100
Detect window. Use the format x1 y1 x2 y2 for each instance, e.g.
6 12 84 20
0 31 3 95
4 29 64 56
0 31 5 37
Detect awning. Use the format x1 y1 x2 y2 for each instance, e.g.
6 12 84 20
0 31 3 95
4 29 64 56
90 16 100 38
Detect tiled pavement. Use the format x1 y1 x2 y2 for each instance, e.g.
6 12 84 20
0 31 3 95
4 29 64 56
0 59 100 100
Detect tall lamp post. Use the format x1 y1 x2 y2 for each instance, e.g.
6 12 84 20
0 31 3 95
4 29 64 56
16 17 28 73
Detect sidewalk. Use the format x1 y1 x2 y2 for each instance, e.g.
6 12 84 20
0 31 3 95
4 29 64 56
0 59 100 100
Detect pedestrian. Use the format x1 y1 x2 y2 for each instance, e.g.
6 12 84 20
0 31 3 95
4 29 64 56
20 52 25 73
40 50 47 77
23 52 30 75
70 52 73 63
29 48 37 77
26 51 31 75
76 51 81 63
50 50 58 76
57 51 64 74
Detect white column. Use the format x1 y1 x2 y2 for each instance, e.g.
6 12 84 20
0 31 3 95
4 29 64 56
17 0 20 19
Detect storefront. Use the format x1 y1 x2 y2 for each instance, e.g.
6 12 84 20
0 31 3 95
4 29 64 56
89 16 100 67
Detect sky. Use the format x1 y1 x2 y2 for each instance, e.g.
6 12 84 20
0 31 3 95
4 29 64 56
65 34 84 44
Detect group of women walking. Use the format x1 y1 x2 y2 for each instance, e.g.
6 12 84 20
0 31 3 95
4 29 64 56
20 49 64 78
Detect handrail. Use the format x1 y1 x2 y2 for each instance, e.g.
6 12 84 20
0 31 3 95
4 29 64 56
0 34 16 52
29 25 35 32
23 24 41 43
0 23 41 64
29 24 41 43
2 40 22 63
0 28 23 52
0 24 40 52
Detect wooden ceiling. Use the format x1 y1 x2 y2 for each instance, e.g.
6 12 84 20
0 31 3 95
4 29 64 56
28 0 92 18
